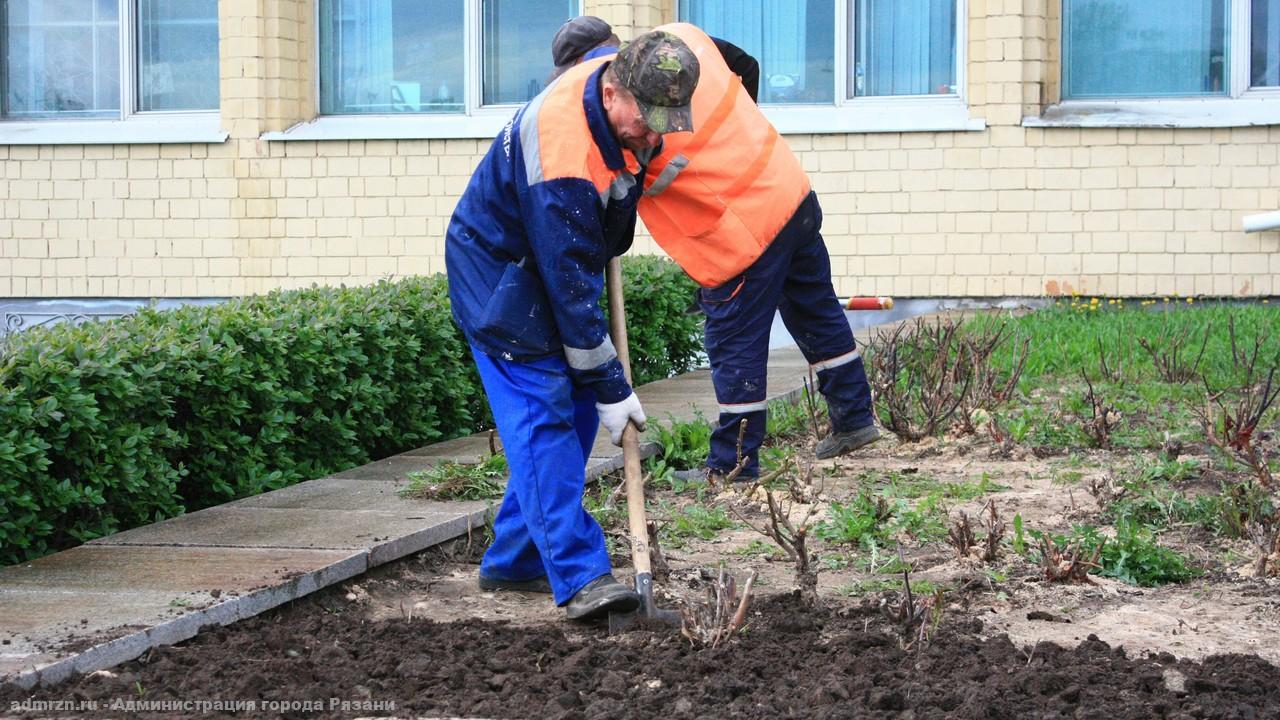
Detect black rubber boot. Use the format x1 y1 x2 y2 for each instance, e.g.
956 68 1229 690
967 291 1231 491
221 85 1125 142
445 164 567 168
565 574 640 620
477 574 553 594
815 424 882 460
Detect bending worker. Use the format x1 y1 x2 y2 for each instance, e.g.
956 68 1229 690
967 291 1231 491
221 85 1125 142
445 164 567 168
550 18 878 481
444 32 700 620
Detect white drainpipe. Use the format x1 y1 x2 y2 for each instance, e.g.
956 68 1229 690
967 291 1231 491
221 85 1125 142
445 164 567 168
1243 210 1280 233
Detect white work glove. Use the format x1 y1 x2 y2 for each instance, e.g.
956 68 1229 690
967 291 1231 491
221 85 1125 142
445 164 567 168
596 392 647 446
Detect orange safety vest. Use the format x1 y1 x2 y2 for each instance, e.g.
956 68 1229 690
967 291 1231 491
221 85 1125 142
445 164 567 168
638 23 811 289
526 56 641 199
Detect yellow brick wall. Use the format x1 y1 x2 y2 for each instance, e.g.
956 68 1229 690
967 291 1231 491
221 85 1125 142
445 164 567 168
1 0 1277 300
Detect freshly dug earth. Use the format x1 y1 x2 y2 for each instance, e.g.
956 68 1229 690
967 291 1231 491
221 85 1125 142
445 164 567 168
3 586 1279 719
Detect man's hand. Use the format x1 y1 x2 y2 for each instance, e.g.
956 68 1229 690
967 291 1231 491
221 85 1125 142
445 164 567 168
596 393 647 445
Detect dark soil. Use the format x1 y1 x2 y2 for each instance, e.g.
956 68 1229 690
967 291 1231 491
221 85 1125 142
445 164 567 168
4 594 1278 720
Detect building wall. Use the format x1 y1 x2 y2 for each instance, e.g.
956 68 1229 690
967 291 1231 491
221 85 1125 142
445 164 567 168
1 0 1278 300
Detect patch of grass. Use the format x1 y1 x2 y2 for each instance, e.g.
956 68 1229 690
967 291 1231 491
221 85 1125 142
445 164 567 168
822 554 853 570
973 302 1280 389
583 480 626 532
401 454 507 501
660 505 734 547
735 539 785 559
969 304 1280 448
858 470 1005 501
1053 469 1085 486
837 578 942 597
1107 488 1221 533
766 392 827 442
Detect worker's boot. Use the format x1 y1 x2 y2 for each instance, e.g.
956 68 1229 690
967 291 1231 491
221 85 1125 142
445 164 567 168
815 424 881 460
565 574 640 620
478 574 553 593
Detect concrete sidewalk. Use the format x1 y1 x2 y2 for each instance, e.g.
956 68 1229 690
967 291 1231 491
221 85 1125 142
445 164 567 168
0 338 857 690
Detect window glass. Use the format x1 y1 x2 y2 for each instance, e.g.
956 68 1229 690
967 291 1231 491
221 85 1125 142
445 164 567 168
4 0 121 118
319 0 465 114
483 0 576 105
681 0 836 104
1063 0 1228 98
137 0 219 111
1253 0 1280 87
852 0 956 96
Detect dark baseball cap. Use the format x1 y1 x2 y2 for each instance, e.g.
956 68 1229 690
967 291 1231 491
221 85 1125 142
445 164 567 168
611 30 700 134
551 16 614 77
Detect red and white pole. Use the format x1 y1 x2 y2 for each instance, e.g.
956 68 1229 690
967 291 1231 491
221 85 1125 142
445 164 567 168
844 296 894 311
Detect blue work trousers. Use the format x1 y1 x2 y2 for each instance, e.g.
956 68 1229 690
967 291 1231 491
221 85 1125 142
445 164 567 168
471 345 611 605
700 192 874 477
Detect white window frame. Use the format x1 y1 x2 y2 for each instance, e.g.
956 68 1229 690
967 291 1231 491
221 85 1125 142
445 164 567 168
1026 0 1280 128
675 0 983 135
0 0 225 145
265 0 583 142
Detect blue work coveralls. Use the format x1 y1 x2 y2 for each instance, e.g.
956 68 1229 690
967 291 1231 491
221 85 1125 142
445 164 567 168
444 60 642 605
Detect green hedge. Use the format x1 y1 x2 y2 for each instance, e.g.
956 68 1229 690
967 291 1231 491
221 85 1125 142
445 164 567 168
1 259 701 565
612 255 703 386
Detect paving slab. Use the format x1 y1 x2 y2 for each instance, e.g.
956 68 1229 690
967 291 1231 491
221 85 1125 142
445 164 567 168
329 454 450 481
0 548 367 689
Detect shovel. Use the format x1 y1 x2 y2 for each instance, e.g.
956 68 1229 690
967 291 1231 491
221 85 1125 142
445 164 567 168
604 257 681 631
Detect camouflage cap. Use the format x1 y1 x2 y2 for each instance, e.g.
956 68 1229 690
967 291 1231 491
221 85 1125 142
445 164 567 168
611 31 699 134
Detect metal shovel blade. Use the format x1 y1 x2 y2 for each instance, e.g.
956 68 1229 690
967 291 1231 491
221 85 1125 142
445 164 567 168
608 572 681 633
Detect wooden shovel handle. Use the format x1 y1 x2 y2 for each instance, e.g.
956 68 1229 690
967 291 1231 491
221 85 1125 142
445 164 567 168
604 258 651 577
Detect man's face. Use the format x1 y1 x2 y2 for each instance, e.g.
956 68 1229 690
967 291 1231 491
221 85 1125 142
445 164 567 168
603 83 661 155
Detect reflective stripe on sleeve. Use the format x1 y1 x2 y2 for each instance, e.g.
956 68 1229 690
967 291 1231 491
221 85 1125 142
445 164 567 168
563 337 618 370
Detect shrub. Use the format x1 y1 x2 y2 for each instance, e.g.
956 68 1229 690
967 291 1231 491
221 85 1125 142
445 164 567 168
1 259 703 566
0 278 482 565
606 255 703 386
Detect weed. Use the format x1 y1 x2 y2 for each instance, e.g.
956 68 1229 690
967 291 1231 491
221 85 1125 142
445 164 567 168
1011 513 1026 556
1218 481 1277 539
1038 523 1201 587
661 505 734 547
583 480 627 532
652 412 714 471
766 393 826 442
401 453 507 501
816 489 947 547
815 492 893 548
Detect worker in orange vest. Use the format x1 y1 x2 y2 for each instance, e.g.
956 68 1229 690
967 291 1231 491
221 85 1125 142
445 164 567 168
550 18 878 481
447 31 700 619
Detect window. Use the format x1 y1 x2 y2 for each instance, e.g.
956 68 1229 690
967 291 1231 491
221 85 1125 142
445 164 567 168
1255 0 1280 87
2 0 220 120
1061 0 1280 98
318 0 577 116
677 0 977 133
1039 0 1280 127
136 0 220 112
1063 0 1229 98
852 0 957 97
680 0 960 103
